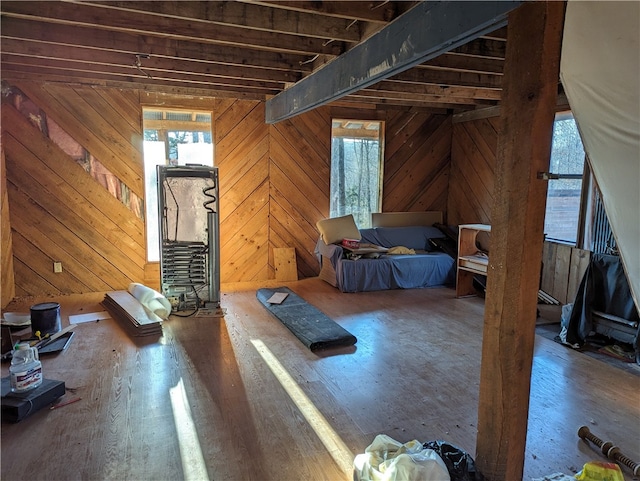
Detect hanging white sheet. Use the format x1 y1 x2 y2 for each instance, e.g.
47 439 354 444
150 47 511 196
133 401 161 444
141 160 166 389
560 1 640 312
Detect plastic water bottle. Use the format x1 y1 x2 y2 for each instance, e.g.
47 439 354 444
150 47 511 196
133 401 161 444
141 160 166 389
9 343 43 393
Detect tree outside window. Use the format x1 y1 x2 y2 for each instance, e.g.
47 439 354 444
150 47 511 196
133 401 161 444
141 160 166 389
544 112 585 244
330 120 384 228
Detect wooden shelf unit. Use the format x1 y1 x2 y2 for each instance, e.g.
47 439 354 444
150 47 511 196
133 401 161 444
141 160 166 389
456 224 491 297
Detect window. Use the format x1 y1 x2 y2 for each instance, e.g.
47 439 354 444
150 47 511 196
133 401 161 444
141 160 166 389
543 112 585 244
142 108 213 261
330 120 384 228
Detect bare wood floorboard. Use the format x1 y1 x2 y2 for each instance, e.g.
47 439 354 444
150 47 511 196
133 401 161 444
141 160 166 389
2 279 639 480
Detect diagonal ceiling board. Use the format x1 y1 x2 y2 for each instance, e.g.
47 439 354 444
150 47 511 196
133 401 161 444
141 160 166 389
265 1 520 123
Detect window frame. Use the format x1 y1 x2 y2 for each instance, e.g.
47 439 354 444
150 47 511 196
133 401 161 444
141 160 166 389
543 111 615 254
142 107 214 262
329 119 385 229
543 111 586 246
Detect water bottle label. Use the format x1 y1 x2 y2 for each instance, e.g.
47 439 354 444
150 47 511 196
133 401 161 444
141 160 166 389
10 366 43 392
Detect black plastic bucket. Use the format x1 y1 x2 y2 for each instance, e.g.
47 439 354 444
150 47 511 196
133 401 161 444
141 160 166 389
30 302 61 336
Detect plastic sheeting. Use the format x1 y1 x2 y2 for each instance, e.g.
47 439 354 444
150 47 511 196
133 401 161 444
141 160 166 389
564 254 639 349
423 440 484 481
354 435 450 481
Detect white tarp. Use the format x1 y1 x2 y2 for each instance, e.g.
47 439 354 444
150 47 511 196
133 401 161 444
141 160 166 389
560 0 640 312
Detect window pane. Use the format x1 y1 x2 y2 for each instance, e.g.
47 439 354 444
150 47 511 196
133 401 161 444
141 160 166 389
544 114 585 244
142 108 213 262
143 141 167 262
330 120 383 228
548 116 585 175
544 178 582 244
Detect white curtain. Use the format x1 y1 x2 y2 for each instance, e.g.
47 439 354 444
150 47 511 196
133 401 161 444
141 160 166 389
560 0 640 312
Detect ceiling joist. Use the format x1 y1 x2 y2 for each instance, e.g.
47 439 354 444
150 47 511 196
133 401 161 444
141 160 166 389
1 1 520 113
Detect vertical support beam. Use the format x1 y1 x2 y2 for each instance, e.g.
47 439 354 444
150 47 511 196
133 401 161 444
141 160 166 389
475 2 565 480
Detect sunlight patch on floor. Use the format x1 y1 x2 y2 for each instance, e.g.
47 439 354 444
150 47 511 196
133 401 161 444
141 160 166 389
251 339 354 476
170 378 209 481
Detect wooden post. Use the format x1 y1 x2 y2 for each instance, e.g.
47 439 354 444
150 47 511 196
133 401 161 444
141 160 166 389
475 3 565 480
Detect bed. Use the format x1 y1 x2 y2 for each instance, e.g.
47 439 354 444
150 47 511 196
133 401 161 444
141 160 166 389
315 212 456 293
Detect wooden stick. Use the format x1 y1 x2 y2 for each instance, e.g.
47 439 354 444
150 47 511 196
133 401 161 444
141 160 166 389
578 426 640 475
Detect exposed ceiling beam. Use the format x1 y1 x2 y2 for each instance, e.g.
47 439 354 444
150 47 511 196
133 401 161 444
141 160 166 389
1 54 285 91
1 40 301 84
358 84 496 106
1 17 311 72
265 1 520 123
452 37 506 58
1 1 344 56
367 80 502 101
242 1 411 23
423 53 504 74
74 0 364 43
391 66 502 90
0 1 513 112
1 66 276 100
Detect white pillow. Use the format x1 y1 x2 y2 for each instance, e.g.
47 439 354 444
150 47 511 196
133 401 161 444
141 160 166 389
316 215 361 245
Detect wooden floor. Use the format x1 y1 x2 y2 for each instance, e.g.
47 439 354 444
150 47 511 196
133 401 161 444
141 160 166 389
2 279 639 480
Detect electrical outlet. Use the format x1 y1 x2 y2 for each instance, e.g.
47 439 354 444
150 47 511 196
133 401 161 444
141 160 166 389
53 261 63 273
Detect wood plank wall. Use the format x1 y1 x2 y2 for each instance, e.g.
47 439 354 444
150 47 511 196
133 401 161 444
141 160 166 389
449 115 591 305
448 117 499 225
383 111 452 213
268 107 332 280
215 99 272 283
2 82 146 300
541 241 590 304
213 99 332 283
1 82 453 304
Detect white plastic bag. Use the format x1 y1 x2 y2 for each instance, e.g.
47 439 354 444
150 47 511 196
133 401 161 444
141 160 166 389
354 434 451 481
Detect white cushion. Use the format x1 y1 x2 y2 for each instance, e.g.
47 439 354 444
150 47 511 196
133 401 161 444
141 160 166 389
316 215 361 245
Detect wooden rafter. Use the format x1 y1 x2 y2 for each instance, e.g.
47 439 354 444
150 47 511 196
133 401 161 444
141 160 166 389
0 1 517 112
1 2 345 57
77 0 365 43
